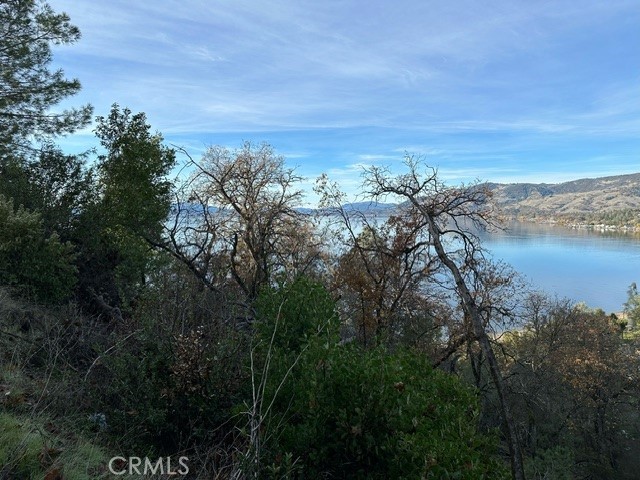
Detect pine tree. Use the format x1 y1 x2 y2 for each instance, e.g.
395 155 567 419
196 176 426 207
0 0 92 155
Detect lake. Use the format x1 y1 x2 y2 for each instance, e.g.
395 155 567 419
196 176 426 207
479 222 640 313
181 207 640 313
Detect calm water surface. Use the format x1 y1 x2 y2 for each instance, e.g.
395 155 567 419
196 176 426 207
480 222 640 313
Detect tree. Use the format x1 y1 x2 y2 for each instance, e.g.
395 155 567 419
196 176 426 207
74 105 176 316
0 0 92 155
316 175 441 347
0 143 94 238
26 144 94 237
161 142 310 302
504 298 640 478
0 154 33 206
363 157 526 480
333 222 436 346
94 104 176 242
550 306 636 475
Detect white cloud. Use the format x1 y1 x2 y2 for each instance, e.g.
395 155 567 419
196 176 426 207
46 0 640 185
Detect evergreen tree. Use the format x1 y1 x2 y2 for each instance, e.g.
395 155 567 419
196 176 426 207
73 105 176 315
0 0 92 155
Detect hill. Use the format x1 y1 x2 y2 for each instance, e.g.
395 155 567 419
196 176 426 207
486 172 640 218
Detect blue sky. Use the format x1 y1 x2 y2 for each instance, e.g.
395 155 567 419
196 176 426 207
49 0 639 201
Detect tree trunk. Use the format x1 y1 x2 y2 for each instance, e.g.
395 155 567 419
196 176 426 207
421 210 526 480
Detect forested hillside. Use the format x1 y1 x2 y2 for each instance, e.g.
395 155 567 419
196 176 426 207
2 2 640 479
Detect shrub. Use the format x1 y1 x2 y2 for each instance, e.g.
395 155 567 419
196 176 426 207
266 343 507 479
87 268 251 455
0 195 76 304
251 278 508 479
255 276 339 353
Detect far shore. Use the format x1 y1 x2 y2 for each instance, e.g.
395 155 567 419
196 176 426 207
499 214 640 234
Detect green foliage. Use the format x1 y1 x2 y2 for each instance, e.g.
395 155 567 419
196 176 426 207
88 264 250 454
0 412 52 477
0 195 76 303
264 343 507 479
0 156 33 208
0 0 92 154
26 144 95 236
0 144 94 237
95 104 175 242
255 276 340 353
524 446 574 480
252 280 507 479
0 102 174 312
579 208 640 227
0 412 112 479
93 330 176 453
71 105 176 311
70 105 175 310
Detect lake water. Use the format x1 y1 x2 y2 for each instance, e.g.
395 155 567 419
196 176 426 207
479 222 640 313
182 208 640 313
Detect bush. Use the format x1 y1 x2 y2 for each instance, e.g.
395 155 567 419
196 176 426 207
268 344 507 479
251 278 508 479
0 195 76 304
255 276 339 353
87 266 251 455
524 446 574 480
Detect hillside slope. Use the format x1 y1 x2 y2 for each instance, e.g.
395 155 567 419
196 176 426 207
486 172 640 217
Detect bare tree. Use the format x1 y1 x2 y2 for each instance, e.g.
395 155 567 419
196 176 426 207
315 174 443 347
506 298 640 477
156 142 316 304
148 177 226 295
363 156 526 480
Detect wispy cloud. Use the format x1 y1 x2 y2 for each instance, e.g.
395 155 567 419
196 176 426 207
48 0 640 188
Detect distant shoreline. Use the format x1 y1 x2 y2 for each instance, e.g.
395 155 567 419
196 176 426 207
565 223 640 234
498 214 640 235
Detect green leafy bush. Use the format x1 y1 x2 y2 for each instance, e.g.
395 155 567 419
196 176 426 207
255 276 339 353
252 278 508 479
0 195 76 304
266 344 507 479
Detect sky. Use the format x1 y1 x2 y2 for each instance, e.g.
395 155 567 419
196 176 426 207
48 0 640 202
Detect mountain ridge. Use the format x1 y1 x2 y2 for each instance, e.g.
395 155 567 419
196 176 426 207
304 173 640 221
485 172 640 217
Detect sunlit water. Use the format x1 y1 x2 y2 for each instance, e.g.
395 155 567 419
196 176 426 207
478 222 640 313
